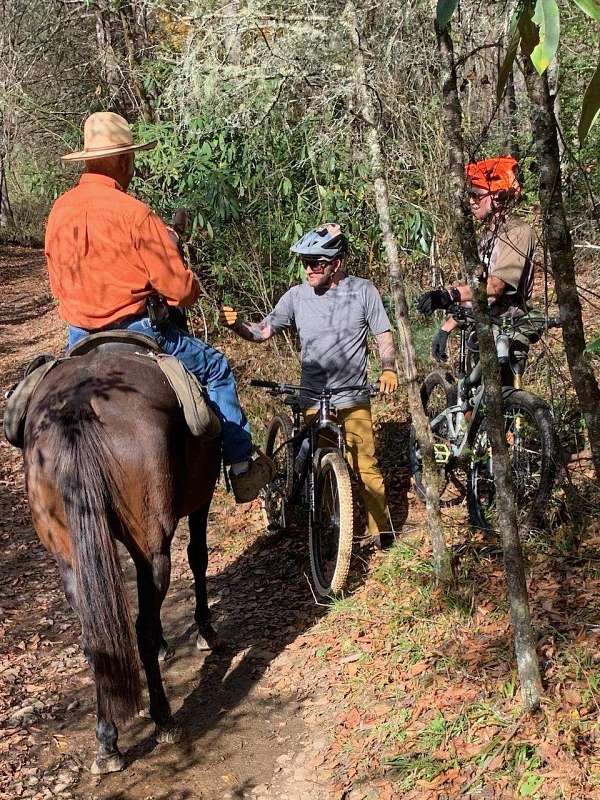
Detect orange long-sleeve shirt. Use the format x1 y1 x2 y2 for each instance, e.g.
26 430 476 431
45 173 200 329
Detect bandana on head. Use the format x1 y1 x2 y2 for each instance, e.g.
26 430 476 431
465 156 520 193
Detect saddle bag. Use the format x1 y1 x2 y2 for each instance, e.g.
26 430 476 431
4 357 59 448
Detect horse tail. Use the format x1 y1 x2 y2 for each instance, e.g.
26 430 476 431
51 402 142 722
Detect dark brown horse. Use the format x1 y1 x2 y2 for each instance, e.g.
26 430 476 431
23 348 221 774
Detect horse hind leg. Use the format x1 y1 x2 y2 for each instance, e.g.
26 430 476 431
188 505 221 652
135 552 182 743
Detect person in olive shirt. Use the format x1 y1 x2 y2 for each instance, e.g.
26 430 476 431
220 223 398 548
418 155 536 367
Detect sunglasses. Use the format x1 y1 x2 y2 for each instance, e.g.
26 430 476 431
468 190 492 204
301 259 333 273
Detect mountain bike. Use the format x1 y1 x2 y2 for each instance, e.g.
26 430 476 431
250 379 377 598
410 306 562 531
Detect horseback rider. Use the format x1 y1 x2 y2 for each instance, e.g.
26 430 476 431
45 111 271 502
219 223 398 549
416 156 536 370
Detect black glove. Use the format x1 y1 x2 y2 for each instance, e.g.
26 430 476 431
431 329 450 362
416 288 459 315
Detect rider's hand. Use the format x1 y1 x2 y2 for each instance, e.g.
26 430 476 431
431 329 450 362
416 288 458 315
379 369 398 394
219 306 238 328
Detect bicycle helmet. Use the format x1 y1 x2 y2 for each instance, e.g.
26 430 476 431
290 223 348 261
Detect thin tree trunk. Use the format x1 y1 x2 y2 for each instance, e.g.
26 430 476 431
95 5 125 114
437 25 542 710
0 157 14 228
523 58 600 482
346 0 453 584
505 69 520 161
119 3 155 122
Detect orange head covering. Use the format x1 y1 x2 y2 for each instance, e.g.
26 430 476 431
465 156 520 194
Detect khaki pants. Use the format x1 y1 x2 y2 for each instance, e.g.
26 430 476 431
304 404 389 535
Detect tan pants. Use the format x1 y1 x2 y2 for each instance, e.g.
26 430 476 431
304 404 389 535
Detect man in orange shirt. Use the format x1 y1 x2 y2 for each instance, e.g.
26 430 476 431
45 112 271 502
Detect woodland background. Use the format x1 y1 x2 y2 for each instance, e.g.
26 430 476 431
3 2 600 797
1 0 598 318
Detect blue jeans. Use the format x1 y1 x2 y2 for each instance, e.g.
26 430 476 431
67 317 252 465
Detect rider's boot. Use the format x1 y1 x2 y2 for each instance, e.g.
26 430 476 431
229 450 274 503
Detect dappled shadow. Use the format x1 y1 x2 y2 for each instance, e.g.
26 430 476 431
375 417 412 533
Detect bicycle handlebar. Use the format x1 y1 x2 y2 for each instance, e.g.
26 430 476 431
250 379 379 398
448 304 562 330
250 379 279 389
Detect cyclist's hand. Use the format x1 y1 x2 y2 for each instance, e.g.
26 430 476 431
379 369 398 394
431 329 450 362
416 289 453 315
219 306 238 328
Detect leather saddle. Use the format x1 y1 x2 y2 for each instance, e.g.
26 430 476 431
68 330 162 356
4 331 220 448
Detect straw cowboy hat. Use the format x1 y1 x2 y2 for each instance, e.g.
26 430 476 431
61 112 157 162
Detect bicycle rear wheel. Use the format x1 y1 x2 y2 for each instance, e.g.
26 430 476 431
309 451 354 598
261 413 294 531
467 390 558 533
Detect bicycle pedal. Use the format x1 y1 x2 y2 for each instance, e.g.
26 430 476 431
433 443 451 464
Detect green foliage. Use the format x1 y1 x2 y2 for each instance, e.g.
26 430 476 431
129 108 433 313
497 0 600 143
579 58 600 144
571 0 600 19
531 0 560 75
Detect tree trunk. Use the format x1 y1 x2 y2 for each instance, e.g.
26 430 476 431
95 5 125 114
0 157 14 228
346 0 453 584
119 2 155 122
523 57 600 482
437 25 542 711
505 69 520 161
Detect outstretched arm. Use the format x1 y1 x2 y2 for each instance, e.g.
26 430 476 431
220 291 294 342
233 317 275 342
219 306 275 341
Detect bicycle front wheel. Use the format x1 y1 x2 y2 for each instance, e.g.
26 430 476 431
309 451 354 598
467 390 558 533
261 413 294 532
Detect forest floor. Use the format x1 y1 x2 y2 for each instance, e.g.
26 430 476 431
2 246 600 800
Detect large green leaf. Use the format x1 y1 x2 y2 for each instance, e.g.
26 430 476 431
530 0 560 74
579 58 600 143
497 5 525 103
436 0 459 30
571 0 600 20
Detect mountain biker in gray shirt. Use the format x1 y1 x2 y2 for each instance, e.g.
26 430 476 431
220 223 398 548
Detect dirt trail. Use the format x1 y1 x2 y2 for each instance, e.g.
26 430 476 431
0 248 336 800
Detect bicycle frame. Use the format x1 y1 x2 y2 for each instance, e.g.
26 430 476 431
252 379 376 518
285 395 345 518
426 307 561 464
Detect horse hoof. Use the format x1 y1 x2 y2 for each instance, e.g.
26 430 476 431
196 626 221 652
90 753 125 774
155 724 183 744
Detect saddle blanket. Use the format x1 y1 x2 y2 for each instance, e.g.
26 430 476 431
4 350 220 448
